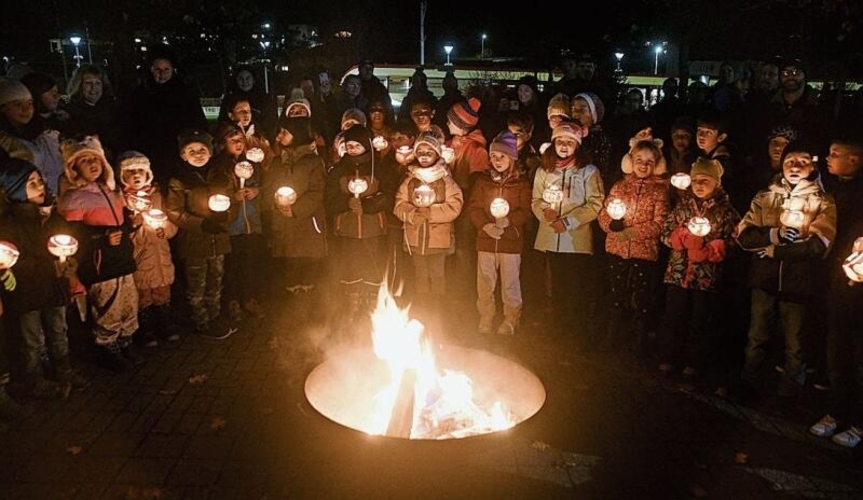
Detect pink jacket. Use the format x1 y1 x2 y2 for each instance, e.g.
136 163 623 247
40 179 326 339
598 174 669 261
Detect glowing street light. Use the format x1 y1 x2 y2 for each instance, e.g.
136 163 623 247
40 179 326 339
444 42 454 66
70 36 82 67
614 51 624 72
653 44 667 76
481 34 487 59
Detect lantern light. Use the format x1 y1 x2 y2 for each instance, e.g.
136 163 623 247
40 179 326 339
412 184 436 208
671 172 691 190
208 194 231 212
0 241 20 269
606 198 627 221
372 136 388 151
441 146 455 164
348 177 368 198
687 217 712 237
275 186 297 207
490 198 510 219
245 148 265 163
780 209 805 230
843 238 863 286
542 184 564 206
234 161 254 189
142 209 168 230
126 191 152 213
48 234 79 263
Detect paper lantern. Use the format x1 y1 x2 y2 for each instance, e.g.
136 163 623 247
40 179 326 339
441 146 455 164
348 177 369 198
687 217 712 237
142 209 168 230
542 184 564 206
275 186 297 207
372 136 388 151
490 198 510 219
412 184 436 208
48 234 79 263
245 148 265 163
780 209 805 229
0 241 20 269
606 198 627 221
397 146 412 155
234 161 254 189
843 249 863 285
671 172 691 190
208 194 231 212
125 191 152 213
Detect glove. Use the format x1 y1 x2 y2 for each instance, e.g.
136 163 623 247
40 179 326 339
687 245 710 263
609 219 625 232
551 219 567 233
1 270 16 291
779 226 800 244
683 233 704 250
200 217 226 234
347 197 363 214
483 223 504 239
543 208 559 222
495 217 510 229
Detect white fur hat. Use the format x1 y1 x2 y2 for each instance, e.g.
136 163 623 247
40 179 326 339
116 150 154 188
61 135 115 190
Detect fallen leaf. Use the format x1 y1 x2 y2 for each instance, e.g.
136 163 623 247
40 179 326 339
690 483 708 497
531 440 551 451
210 416 227 430
188 373 208 385
735 451 749 464
66 445 82 456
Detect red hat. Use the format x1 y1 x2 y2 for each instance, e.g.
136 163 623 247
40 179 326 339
447 97 481 131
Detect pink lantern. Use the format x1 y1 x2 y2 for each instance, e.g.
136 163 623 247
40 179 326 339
687 217 712 237
412 184 436 208
780 209 805 230
671 173 691 190
348 177 369 198
48 234 79 263
142 209 168 230
208 194 231 212
606 198 627 221
234 161 254 189
490 197 510 219
0 241 20 269
275 186 298 207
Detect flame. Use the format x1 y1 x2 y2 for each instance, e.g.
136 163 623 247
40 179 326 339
364 282 515 439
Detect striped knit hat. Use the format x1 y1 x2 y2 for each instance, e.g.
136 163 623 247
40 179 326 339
447 97 481 131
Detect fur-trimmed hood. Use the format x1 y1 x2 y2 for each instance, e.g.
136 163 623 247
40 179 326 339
61 135 115 191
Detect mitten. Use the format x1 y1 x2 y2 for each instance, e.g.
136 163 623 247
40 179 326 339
200 217 226 234
683 233 704 250
705 239 726 263
669 227 688 251
618 227 638 241
483 223 504 239
687 245 710 263
347 197 363 214
543 208 559 222
609 219 625 232
495 217 510 229
551 219 567 233
1 270 16 291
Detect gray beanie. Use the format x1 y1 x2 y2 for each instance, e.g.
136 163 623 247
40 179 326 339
0 77 32 107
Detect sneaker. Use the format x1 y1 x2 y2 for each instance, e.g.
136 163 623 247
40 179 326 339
243 298 266 320
496 320 516 335
832 427 862 448
810 414 838 437
135 330 159 348
477 316 494 335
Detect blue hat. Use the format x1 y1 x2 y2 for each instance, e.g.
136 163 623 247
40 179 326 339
0 158 38 202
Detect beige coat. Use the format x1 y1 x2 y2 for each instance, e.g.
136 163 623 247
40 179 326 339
130 189 178 289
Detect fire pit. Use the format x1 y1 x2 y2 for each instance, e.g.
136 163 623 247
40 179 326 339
305 285 546 440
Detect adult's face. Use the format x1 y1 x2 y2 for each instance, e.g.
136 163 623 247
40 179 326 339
81 73 104 105
151 58 174 85
517 84 534 105
759 64 779 92
343 77 361 99
236 70 254 92
576 62 596 81
768 136 790 168
780 67 805 92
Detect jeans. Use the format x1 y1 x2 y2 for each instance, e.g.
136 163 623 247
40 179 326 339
18 306 68 382
185 255 225 327
476 251 522 321
743 288 806 384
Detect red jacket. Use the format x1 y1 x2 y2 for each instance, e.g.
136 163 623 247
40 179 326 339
468 169 532 254
598 174 669 262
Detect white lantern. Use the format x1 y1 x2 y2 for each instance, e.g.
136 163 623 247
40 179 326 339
208 194 231 212
490 197 510 219
234 161 254 189
372 136 388 151
606 198 627 221
48 234 79 263
412 184 436 208
687 217 712 237
245 148 265 163
671 172 691 190
142 209 168 230
397 145 412 155
0 241 20 269
843 248 863 285
542 184 564 206
441 145 455 164
348 177 368 198
780 209 805 230
125 191 151 213
275 186 297 207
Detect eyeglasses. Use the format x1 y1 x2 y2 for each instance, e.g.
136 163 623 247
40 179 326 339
781 69 802 77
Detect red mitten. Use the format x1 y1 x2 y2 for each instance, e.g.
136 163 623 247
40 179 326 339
705 239 726 263
670 227 688 251
688 244 710 263
683 232 705 250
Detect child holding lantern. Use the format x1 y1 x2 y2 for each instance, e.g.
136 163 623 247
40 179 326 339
467 131 530 335
394 130 464 308
597 139 669 354
117 151 178 347
736 141 836 398
57 136 140 372
658 158 740 379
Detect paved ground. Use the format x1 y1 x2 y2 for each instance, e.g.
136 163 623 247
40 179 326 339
1 285 862 500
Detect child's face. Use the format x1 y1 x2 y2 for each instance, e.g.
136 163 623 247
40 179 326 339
570 98 594 128
447 119 466 137
344 140 366 156
40 85 61 113
490 152 513 173
554 138 578 159
827 143 862 177
782 151 815 185
671 129 692 154
548 115 564 130
236 70 254 92
122 167 150 191
696 126 726 152
223 133 246 157
0 98 34 127
25 171 45 205
691 174 719 199
74 153 103 183
631 148 656 178
229 101 252 127
414 144 439 167
768 136 790 168
181 142 211 168
276 127 293 147
517 84 534 105
389 132 414 152
507 124 531 151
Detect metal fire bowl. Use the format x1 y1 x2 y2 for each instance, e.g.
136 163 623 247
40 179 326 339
304 344 547 440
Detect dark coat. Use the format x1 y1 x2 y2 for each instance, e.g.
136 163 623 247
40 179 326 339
468 169 531 254
165 162 234 259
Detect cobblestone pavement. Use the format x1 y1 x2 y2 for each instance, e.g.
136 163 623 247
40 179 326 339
1 287 861 500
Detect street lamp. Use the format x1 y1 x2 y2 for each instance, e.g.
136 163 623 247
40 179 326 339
653 45 666 75
70 36 82 67
481 34 487 59
614 51 624 72
444 42 454 66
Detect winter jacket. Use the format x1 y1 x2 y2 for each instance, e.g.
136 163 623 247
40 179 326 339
212 153 263 236
824 173 863 288
65 97 122 159
598 174 669 262
394 160 464 255
58 181 136 286
661 190 740 291
127 187 177 290
468 168 531 254
0 129 64 195
448 130 489 191
736 176 836 297
263 144 328 259
165 162 234 260
325 151 391 240
532 163 604 254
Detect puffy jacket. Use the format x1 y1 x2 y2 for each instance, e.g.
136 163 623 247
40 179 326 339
394 161 464 254
325 151 391 240
598 174 669 261
468 168 531 254
532 163 604 254
165 162 234 259
128 187 177 290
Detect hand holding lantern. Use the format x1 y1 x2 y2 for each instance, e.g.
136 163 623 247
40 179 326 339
234 161 254 189
275 186 297 208
125 191 152 213
142 209 168 230
671 173 691 190
441 146 455 164
48 234 78 263
412 184 436 208
490 197 510 219
843 237 863 286
245 148 265 163
0 241 20 270
348 177 368 198
372 136 388 151
395 146 414 166
606 198 627 221
208 194 231 213
686 217 712 237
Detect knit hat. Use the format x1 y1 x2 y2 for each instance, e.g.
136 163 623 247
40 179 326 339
768 124 800 142
116 151 154 189
177 129 214 153
343 124 372 148
278 116 314 146
284 89 312 117
0 77 32 107
547 93 571 120
551 124 583 145
0 158 38 203
573 92 605 125
779 140 816 166
341 108 367 130
215 123 244 145
447 97 481 131
490 131 518 159
413 130 443 157
690 157 724 183
61 135 115 190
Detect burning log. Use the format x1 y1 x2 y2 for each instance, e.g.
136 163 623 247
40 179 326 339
385 368 416 438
